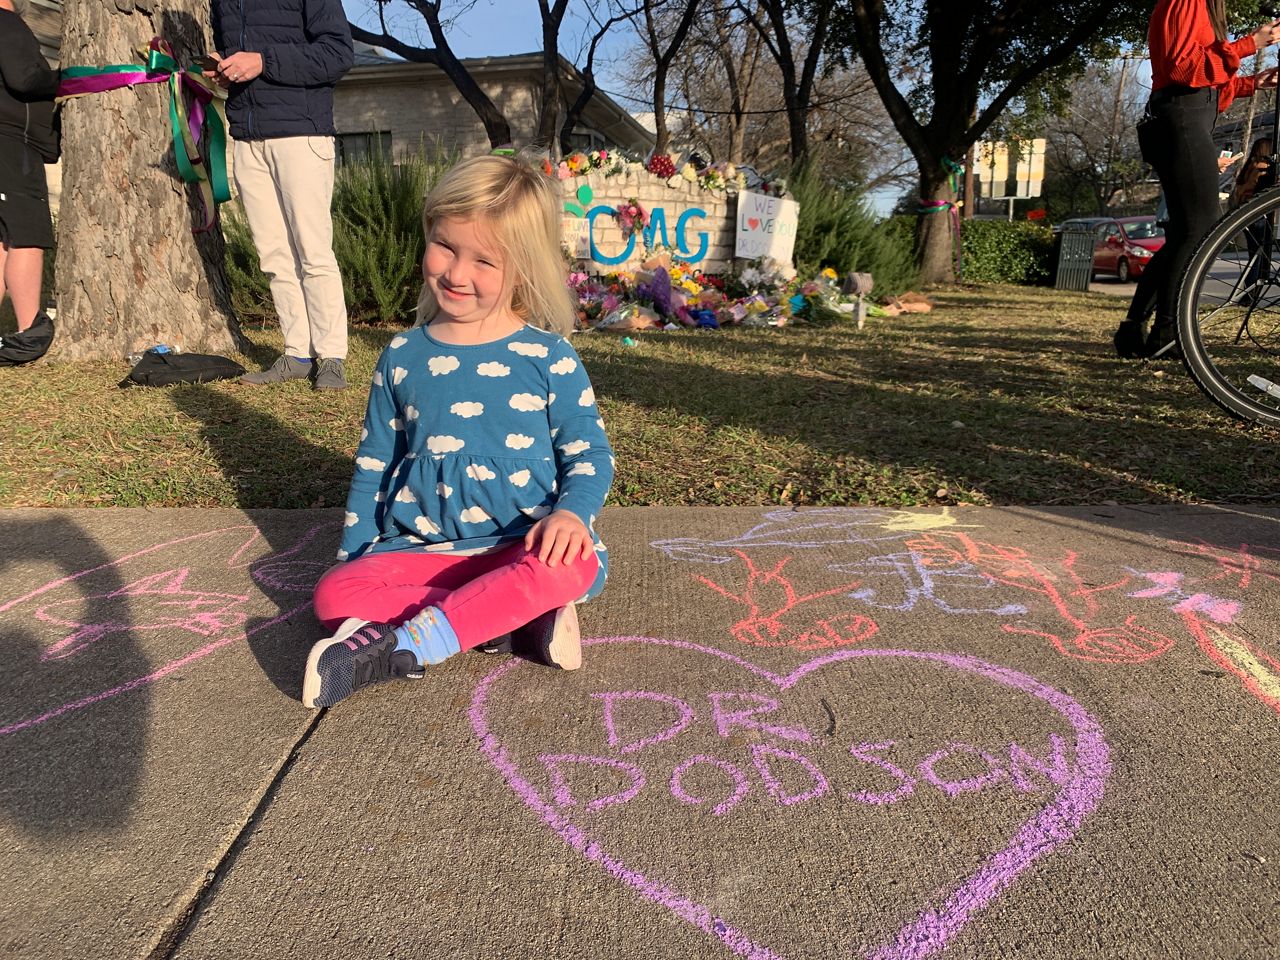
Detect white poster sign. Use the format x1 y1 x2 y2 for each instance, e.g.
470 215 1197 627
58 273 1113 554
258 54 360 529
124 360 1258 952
735 190 799 262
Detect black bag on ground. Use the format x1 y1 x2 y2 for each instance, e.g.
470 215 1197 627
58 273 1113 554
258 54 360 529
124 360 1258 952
119 350 245 388
0 312 54 366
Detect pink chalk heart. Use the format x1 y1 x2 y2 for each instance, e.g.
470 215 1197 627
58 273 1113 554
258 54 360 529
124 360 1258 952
748 217 761 230
470 637 1110 959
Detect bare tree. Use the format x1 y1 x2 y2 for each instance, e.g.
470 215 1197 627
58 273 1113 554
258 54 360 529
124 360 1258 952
640 0 700 155
742 0 831 166
1041 59 1146 217
56 0 243 361
560 1 645 155
349 1 512 146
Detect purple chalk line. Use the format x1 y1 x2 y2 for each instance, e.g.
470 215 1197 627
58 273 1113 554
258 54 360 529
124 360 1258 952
469 636 1111 960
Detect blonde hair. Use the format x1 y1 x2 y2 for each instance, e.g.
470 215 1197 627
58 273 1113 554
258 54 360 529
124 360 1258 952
415 154 575 335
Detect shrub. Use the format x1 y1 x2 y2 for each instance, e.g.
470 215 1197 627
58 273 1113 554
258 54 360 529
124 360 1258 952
957 220 1057 285
789 165 919 297
223 146 455 326
887 215 1056 286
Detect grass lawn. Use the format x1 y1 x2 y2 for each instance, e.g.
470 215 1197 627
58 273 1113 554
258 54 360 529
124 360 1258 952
2 284 1276 509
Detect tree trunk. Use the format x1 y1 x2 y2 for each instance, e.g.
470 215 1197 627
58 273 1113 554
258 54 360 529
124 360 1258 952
55 0 243 362
916 168 959 284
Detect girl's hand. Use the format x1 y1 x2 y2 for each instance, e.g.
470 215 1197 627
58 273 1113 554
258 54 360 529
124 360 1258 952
1258 67 1280 89
1252 21 1280 50
524 510 593 568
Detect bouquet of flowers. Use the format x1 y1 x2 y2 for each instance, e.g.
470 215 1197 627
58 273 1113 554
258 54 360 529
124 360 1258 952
615 197 650 238
646 153 677 179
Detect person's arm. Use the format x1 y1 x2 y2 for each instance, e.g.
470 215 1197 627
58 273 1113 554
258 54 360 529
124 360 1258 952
0 18 58 98
338 350 408 561
1158 0 1255 90
545 341 614 527
258 0 354 87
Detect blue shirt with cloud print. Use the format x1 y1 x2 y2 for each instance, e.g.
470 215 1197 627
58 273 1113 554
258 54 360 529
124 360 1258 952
339 324 614 600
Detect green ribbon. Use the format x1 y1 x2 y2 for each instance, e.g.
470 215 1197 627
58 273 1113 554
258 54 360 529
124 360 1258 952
58 39 231 232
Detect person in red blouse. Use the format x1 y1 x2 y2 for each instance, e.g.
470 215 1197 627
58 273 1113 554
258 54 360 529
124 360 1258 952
1114 0 1280 358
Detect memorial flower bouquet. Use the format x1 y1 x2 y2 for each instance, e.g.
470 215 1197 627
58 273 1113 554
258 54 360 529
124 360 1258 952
615 198 650 238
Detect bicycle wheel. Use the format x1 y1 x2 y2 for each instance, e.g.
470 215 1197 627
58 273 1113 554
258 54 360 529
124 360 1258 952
1178 187 1280 427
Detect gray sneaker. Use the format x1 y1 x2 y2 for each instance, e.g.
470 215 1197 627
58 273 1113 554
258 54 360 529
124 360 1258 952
241 355 313 386
313 357 348 391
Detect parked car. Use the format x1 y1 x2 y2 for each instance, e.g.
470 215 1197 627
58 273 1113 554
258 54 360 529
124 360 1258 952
1058 215 1166 282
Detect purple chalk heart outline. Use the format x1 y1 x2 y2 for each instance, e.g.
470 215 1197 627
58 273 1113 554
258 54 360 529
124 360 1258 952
470 637 1111 960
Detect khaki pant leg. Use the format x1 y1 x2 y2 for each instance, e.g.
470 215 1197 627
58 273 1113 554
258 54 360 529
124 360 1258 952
232 138 313 358
263 136 348 360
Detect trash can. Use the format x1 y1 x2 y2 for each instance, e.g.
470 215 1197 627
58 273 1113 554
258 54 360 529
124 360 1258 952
1054 224 1095 291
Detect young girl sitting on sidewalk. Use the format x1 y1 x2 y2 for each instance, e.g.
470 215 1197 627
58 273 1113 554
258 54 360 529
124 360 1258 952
304 154 613 709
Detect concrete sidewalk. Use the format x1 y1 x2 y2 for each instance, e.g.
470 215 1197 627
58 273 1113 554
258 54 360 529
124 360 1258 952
2 504 1278 959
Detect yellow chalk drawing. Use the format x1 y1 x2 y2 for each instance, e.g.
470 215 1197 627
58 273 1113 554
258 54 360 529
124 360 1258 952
879 508 980 533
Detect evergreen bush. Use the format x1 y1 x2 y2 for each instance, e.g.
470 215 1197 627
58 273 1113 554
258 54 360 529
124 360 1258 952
789 164 919 297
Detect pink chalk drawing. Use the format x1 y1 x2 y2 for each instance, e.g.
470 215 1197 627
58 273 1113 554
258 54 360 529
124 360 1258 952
471 637 1111 960
0 522 337 737
36 569 250 662
694 551 880 650
1171 539 1280 592
902 532 1175 665
1126 571 1241 624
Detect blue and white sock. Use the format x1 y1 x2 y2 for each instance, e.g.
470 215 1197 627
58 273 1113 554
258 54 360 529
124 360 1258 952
393 606 460 665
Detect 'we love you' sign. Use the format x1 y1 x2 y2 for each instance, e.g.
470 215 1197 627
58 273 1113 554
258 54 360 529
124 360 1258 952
735 190 800 262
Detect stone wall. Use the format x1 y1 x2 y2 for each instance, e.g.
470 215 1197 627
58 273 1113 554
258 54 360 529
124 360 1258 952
560 170 739 275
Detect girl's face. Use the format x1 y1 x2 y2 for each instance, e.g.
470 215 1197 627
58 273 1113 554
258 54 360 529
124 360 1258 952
423 216 516 330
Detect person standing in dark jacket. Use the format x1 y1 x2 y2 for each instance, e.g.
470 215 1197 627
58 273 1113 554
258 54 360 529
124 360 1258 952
0 0 58 334
208 0 354 390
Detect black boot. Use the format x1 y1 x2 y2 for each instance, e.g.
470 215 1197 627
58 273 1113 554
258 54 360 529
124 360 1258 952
1113 319 1147 359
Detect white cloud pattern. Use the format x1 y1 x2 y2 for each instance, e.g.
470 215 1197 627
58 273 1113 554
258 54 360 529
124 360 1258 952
477 361 511 377
356 456 386 471
390 335 408 349
508 469 531 487
344 511 358 527
509 341 549 358
372 371 383 387
579 386 595 407
567 462 597 477
520 504 552 520
415 516 442 536
395 487 416 503
505 433 535 450
451 401 484 418
437 482 453 498
550 356 577 375
466 464 497 481
427 435 465 453
509 393 546 412
405 405 419 421
460 506 491 523
392 367 408 385
429 355 460 376
389 418 403 431
559 439 590 456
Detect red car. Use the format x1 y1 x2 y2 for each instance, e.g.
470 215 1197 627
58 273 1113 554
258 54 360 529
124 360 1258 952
1074 216 1166 282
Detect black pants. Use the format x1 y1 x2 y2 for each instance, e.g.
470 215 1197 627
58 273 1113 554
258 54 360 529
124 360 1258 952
1125 88 1221 333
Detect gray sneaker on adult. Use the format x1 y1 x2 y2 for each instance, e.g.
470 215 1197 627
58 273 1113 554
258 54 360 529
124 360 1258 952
313 357 348 391
241 355 312 386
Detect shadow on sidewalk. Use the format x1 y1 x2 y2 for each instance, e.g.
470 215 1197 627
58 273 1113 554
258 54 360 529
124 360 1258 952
0 516 148 837
169 385 352 700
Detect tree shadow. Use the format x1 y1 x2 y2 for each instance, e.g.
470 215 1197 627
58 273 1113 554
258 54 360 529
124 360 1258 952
0 515 147 837
167 384 352 698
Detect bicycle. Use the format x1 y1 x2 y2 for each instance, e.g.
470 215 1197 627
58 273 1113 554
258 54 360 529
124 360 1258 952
1176 183 1280 428
1175 3 1280 428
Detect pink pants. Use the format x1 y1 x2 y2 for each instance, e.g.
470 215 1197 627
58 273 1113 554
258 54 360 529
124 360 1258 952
312 543 599 650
